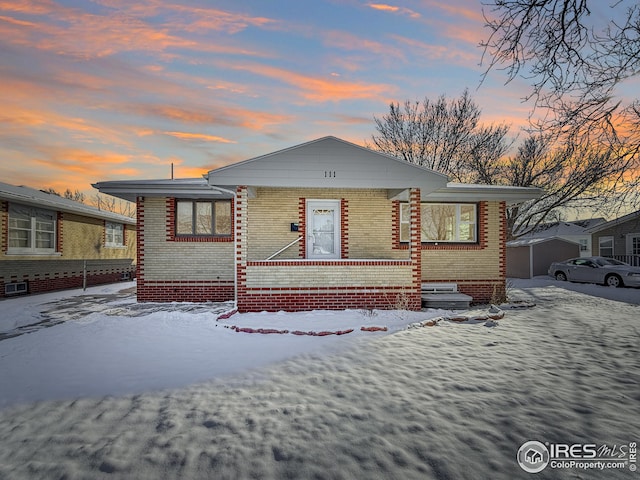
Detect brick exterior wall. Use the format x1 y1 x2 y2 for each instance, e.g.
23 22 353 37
1 200 136 298
0 259 135 298
419 200 506 303
236 187 422 312
130 188 507 309
135 196 235 303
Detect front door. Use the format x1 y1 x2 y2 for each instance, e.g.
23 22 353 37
307 200 340 259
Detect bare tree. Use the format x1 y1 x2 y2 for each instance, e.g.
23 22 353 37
481 1 640 122
368 89 511 182
43 188 86 203
90 193 136 218
480 0 640 211
500 132 637 238
368 89 638 238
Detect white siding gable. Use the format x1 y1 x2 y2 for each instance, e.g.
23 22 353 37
206 136 449 194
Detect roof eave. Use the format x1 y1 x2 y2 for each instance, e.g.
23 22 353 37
92 179 232 203
425 184 542 205
0 191 135 224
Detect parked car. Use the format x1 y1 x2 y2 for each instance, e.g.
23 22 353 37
548 256 640 288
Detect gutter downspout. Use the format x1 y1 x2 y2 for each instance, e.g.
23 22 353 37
210 185 239 308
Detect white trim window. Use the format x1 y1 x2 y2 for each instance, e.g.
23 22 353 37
598 236 614 257
8 203 56 254
176 200 232 236
105 221 124 247
400 203 477 243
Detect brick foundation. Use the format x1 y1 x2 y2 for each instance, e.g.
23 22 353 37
1 269 135 298
136 280 235 303
237 287 421 312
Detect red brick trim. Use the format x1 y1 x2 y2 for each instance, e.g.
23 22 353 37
56 211 64 254
137 279 234 302
237 287 414 312
165 197 234 243
408 188 422 310
298 197 306 258
341 198 349 259
136 196 145 281
247 260 412 267
498 201 507 279
392 200 401 247
1 200 7 255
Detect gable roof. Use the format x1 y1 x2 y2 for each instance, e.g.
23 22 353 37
506 236 581 248
205 136 449 193
587 209 640 233
93 136 542 204
0 181 135 224
517 218 606 239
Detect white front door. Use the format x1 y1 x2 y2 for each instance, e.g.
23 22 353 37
307 200 340 259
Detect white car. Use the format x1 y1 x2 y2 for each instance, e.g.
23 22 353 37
548 256 640 288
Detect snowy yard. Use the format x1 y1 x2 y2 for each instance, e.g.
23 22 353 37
0 279 638 479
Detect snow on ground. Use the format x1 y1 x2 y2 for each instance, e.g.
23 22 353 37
0 278 639 479
0 282 445 408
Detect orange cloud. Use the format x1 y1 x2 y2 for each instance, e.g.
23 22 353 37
366 3 421 19
322 30 404 59
222 61 394 103
390 35 477 63
164 132 236 144
0 2 272 59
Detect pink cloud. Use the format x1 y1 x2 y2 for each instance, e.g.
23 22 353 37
163 132 236 144
222 61 395 103
366 3 421 19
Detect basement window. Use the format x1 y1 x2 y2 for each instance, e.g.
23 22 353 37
5 282 28 296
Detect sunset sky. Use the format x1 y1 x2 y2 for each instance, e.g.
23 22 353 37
0 0 602 198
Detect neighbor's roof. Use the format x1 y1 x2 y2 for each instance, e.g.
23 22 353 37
587 209 640 233
0 181 135 224
517 218 606 239
507 236 581 248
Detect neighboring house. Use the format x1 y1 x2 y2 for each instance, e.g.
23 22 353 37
0 182 136 297
506 237 580 279
94 136 540 312
588 209 640 266
515 218 605 257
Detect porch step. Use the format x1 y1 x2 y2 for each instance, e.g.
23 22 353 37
421 293 472 310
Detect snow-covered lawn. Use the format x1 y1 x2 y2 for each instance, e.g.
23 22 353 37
0 279 638 479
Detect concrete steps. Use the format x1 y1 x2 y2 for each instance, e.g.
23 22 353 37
421 283 472 309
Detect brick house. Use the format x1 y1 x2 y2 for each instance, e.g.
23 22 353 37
0 182 136 297
94 137 540 312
